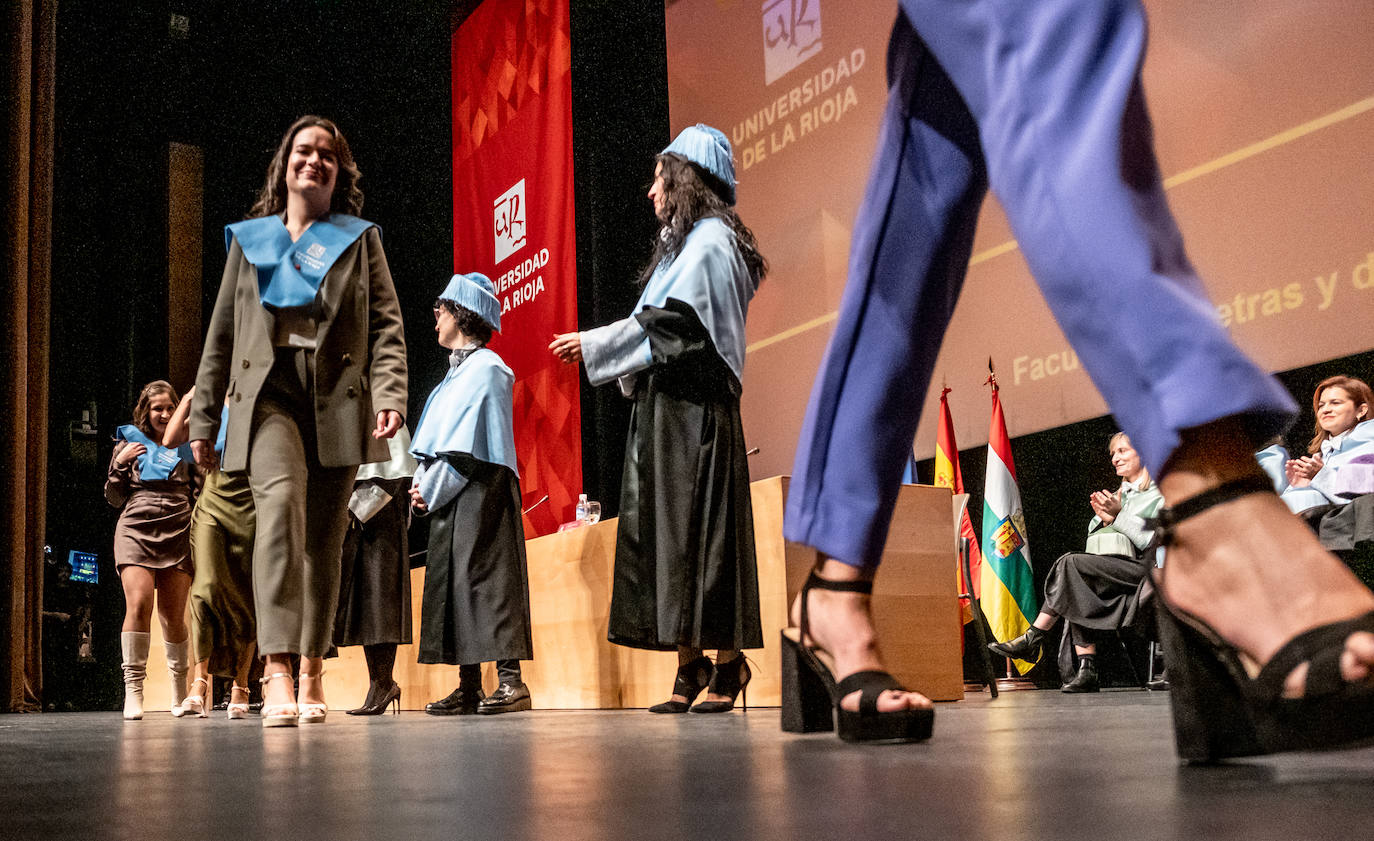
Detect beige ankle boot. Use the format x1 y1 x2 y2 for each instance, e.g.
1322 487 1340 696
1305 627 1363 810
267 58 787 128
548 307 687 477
120 631 150 720
164 638 190 716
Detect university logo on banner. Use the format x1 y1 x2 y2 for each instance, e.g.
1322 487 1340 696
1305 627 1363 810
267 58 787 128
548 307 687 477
762 0 822 85
494 178 527 264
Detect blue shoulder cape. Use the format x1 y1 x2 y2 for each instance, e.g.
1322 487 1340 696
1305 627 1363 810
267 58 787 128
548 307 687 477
225 213 376 308
410 348 517 472
116 425 194 481
633 217 754 380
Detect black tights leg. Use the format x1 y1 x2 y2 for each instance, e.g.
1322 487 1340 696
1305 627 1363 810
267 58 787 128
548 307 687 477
363 643 398 704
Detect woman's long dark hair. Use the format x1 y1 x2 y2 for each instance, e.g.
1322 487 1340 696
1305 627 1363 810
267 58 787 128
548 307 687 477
248 115 364 219
638 153 767 289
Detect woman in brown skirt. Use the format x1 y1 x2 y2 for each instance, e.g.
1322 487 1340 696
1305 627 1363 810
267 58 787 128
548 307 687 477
105 380 197 720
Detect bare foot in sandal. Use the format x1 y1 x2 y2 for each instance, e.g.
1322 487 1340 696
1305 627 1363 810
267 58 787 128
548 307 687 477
790 558 932 714
1157 420 1374 695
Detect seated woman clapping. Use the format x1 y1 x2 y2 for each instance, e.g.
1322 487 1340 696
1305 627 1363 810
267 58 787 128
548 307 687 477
988 432 1162 692
1282 376 1374 565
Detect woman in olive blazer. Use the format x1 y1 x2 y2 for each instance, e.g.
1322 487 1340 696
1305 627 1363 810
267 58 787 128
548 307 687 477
188 115 406 727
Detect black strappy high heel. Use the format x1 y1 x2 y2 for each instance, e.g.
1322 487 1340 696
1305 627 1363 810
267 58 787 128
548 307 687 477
1151 475 1374 762
780 570 934 743
690 655 752 713
648 655 714 714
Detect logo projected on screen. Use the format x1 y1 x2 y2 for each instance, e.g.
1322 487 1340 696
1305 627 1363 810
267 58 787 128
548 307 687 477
762 0 822 85
494 179 527 264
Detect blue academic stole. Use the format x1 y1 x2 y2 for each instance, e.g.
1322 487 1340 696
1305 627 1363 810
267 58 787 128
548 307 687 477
226 214 376 309
116 425 193 481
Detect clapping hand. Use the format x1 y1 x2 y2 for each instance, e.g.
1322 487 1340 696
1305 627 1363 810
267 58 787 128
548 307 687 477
1285 454 1323 488
1089 489 1122 524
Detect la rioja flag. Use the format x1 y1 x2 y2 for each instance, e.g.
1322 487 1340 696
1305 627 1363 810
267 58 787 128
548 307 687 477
979 364 1039 674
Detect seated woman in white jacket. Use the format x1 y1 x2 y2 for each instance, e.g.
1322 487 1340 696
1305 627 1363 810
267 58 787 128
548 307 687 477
989 433 1163 692
1283 376 1374 565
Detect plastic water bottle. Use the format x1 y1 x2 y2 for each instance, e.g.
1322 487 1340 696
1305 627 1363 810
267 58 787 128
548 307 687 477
575 493 588 523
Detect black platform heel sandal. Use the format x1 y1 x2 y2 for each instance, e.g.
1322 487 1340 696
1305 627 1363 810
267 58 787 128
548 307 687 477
1151 475 1374 762
690 655 752 713
780 569 934 743
649 655 713 714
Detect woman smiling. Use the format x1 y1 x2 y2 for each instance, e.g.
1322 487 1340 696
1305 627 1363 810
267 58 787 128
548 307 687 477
187 115 407 727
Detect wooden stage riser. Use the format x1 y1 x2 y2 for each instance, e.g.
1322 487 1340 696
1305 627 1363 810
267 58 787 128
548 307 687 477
139 477 963 709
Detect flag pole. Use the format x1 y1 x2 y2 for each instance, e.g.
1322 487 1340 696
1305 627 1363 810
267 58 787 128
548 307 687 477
982 355 1040 690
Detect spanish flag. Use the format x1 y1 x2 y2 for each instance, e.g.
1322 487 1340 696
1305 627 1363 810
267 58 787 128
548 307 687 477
979 367 1039 674
933 386 982 623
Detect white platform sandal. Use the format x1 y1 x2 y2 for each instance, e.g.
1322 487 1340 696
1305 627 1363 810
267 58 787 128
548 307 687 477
260 672 298 728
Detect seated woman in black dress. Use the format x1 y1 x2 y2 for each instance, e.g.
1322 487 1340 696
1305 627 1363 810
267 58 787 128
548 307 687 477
989 432 1163 692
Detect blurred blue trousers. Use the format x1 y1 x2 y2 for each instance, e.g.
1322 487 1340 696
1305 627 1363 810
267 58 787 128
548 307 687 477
784 0 1296 568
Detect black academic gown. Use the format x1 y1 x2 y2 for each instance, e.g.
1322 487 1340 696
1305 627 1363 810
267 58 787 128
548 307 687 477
418 454 533 665
607 299 763 652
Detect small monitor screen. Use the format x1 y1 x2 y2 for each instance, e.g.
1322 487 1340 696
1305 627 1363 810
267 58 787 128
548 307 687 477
68 550 99 585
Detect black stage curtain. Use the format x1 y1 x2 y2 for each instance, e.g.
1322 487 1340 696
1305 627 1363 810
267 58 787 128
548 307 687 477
570 0 670 518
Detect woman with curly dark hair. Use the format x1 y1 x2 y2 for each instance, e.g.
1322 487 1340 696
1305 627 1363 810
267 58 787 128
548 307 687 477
187 115 407 727
550 124 766 715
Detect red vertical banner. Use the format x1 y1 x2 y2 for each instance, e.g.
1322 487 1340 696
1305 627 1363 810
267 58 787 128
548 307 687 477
451 0 580 536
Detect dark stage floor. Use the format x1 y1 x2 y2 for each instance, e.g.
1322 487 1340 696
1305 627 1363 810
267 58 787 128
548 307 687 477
4 689 1374 840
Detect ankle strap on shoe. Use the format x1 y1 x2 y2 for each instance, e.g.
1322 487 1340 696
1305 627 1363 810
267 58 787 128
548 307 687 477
804 569 874 594
800 569 874 644
260 672 292 685
1147 475 1274 547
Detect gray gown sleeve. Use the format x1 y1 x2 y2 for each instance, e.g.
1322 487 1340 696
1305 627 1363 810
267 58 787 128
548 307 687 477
412 458 467 517
581 316 653 387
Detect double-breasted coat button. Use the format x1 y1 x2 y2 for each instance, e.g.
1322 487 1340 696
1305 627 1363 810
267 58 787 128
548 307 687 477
235 393 242 402
346 386 358 398
341 353 353 366
241 359 250 369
